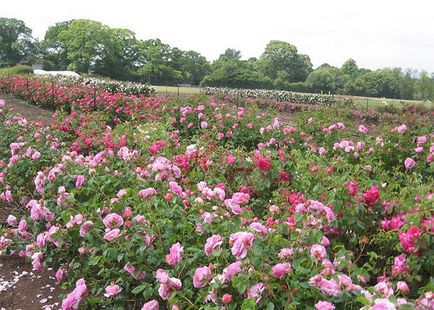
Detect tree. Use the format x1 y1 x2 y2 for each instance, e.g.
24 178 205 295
259 40 313 85
306 67 344 93
57 19 112 73
179 50 210 85
92 28 140 80
201 57 272 89
341 58 359 76
0 18 36 67
416 70 434 100
137 39 183 85
41 20 72 70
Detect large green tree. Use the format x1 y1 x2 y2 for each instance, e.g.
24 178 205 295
137 39 183 85
259 40 313 86
41 20 72 70
0 18 37 67
201 49 271 89
306 66 345 93
57 19 112 73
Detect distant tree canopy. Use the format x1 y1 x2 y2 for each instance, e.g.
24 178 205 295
1 17 434 99
0 18 37 67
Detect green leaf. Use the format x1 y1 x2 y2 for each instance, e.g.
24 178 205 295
131 284 147 294
241 298 256 310
356 296 370 306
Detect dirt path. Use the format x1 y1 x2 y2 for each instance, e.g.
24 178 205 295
0 93 53 124
0 94 61 310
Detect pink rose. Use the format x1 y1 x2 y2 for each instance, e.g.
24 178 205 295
278 248 294 260
358 125 369 134
247 283 265 303
104 284 122 297
6 215 17 226
75 175 85 188
310 244 327 261
79 221 93 238
193 266 212 288
396 281 410 294
362 185 380 207
61 278 87 310
315 301 335 310
204 235 223 256
138 188 157 199
104 229 121 241
319 279 341 296
55 267 66 282
404 157 416 170
141 300 159 310
103 213 124 229
230 232 255 260
271 263 291 279
166 242 184 266
223 261 242 282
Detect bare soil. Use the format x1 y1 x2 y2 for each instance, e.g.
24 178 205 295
0 93 53 124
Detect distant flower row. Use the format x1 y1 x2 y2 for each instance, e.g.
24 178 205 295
38 75 155 96
203 87 353 106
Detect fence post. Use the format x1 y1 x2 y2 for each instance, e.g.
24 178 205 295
52 80 55 107
177 86 180 97
366 98 368 110
93 88 97 111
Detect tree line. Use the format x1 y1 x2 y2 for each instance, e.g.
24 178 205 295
1 17 433 100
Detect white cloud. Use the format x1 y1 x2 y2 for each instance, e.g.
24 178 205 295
2 0 434 71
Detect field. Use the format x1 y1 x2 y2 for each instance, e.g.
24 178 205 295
153 84 431 110
0 75 433 309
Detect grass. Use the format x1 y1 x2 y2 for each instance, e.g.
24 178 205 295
153 85 433 109
152 85 202 94
343 95 431 109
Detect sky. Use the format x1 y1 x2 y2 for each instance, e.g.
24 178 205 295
2 0 434 72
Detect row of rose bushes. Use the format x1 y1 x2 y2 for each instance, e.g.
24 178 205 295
0 96 433 309
202 87 353 106
0 75 162 123
41 75 155 96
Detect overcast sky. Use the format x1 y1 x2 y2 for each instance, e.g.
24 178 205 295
2 0 434 72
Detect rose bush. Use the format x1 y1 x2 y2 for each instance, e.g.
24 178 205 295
0 89 433 309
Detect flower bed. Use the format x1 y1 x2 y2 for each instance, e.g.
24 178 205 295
0 95 433 309
203 87 353 106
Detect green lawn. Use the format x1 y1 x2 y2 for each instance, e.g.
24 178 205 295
345 96 431 109
153 85 432 109
152 85 202 94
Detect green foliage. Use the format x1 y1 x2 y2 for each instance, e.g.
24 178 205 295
0 18 37 67
259 40 313 83
0 65 34 75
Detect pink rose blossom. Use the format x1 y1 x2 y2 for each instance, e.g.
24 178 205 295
103 213 124 229
315 301 335 310
138 188 157 199
166 242 184 266
404 157 416 170
223 261 242 282
204 235 223 256
229 232 255 260
141 300 159 310
396 281 410 294
247 283 265 303
193 266 212 288
271 263 291 279
104 229 121 241
310 244 327 261
75 175 85 188
61 278 87 310
104 284 122 297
